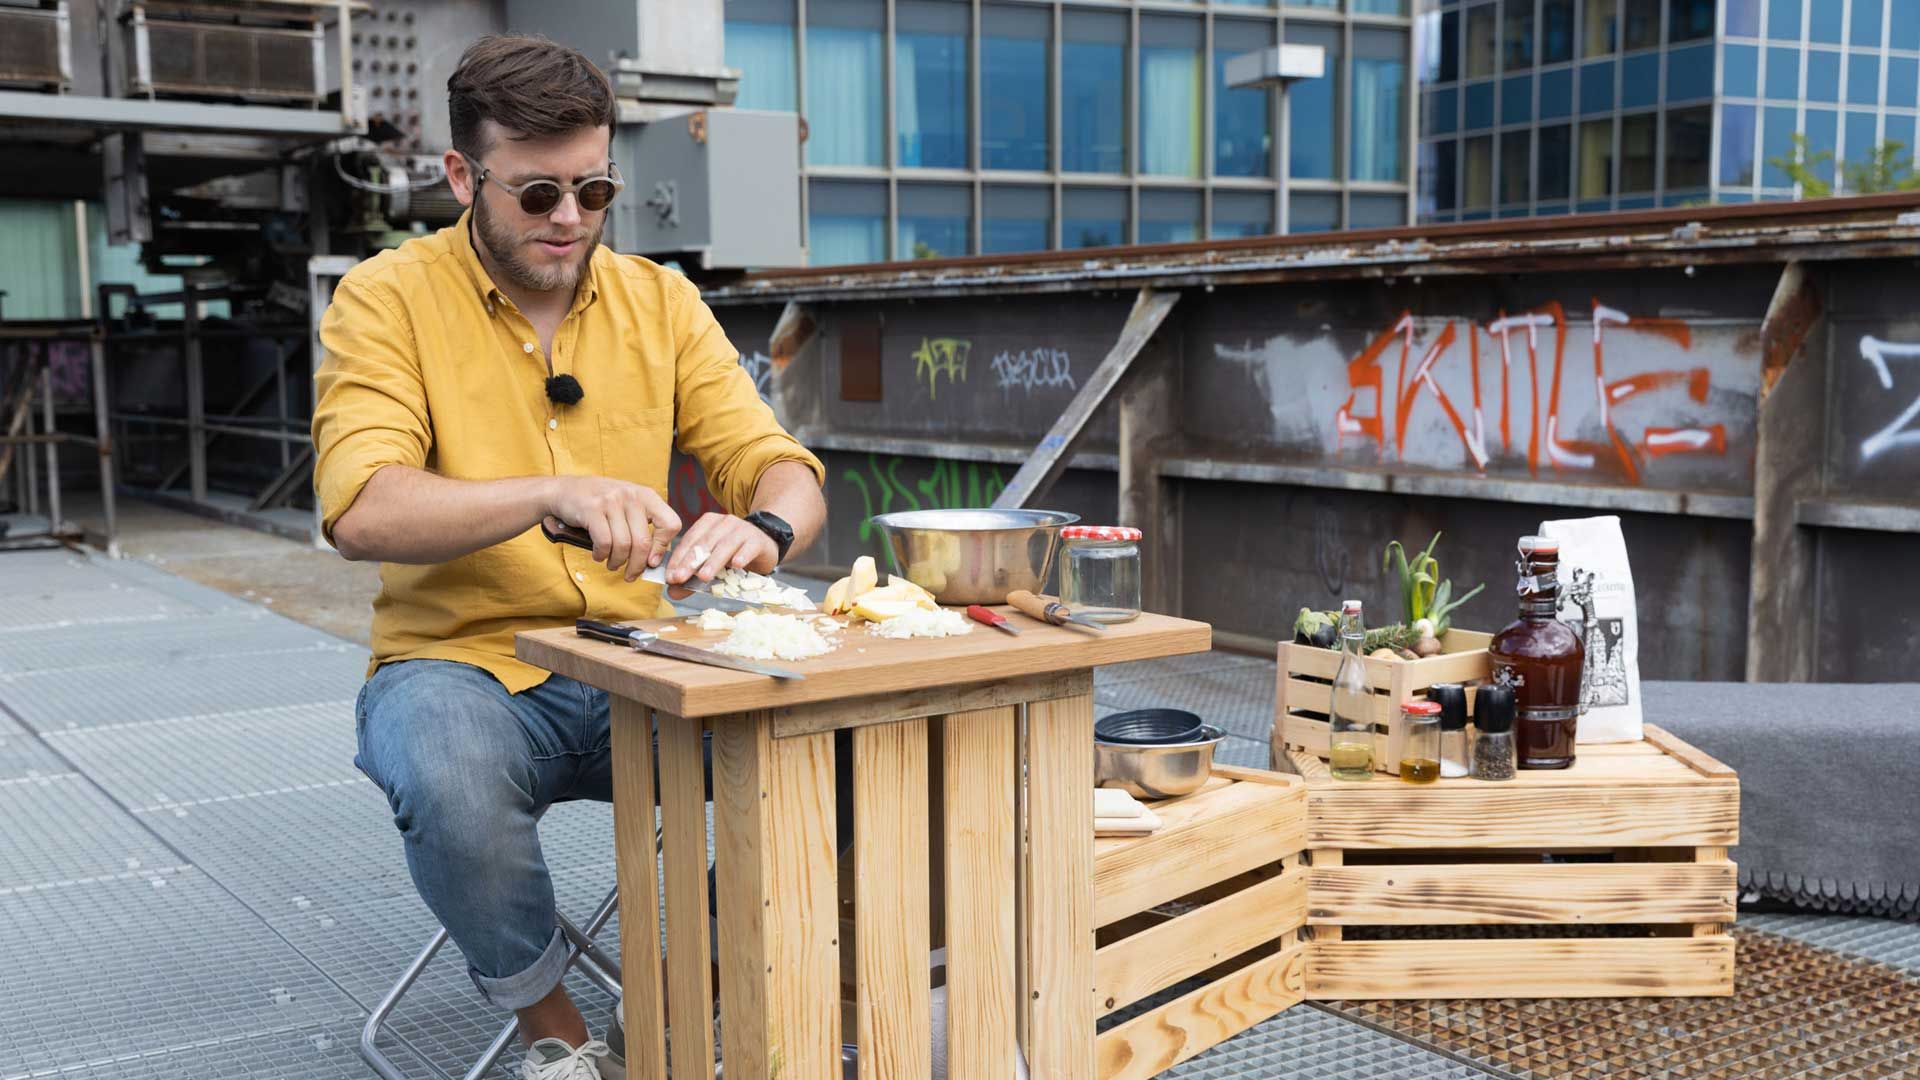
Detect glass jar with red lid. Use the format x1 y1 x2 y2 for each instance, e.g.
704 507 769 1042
1058 525 1141 623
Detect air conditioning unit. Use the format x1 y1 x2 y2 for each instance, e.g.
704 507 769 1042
121 2 323 105
0 2 72 92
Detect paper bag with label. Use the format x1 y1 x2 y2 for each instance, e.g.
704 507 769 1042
1538 514 1642 743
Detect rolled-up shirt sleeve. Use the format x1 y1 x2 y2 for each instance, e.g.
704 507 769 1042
668 277 825 516
311 278 432 543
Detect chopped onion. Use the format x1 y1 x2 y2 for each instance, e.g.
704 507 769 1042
866 607 974 639
710 610 837 661
706 567 816 610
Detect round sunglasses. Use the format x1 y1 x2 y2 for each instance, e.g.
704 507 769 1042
461 153 624 216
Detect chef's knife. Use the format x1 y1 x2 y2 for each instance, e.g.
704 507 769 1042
541 520 766 613
1006 590 1108 633
575 618 804 680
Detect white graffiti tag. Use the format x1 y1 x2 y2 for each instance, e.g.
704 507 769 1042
988 347 1076 394
1858 336 1920 462
740 350 774 404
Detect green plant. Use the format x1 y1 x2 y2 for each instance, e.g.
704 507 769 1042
1767 134 1920 197
1382 532 1484 637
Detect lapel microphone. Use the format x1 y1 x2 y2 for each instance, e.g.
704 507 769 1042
544 374 585 405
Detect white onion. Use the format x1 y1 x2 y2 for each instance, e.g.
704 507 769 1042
710 610 837 661
706 568 816 610
867 607 974 639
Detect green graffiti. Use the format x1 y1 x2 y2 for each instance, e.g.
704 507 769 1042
845 453 1008 549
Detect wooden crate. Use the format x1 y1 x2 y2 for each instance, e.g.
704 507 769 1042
1091 764 1309 1080
1275 629 1491 777
1281 725 1739 1000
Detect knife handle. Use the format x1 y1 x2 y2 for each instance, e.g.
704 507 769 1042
576 618 643 645
543 519 595 550
1006 589 1064 626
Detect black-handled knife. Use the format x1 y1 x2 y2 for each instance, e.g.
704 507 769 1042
574 618 805 680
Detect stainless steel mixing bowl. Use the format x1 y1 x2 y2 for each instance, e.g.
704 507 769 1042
868 508 1079 606
1095 725 1227 799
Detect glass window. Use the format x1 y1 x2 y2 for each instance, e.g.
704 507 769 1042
1350 193 1406 228
1849 54 1882 107
806 0 884 166
1421 139 1460 214
1619 112 1656 191
1290 191 1341 232
1539 123 1571 198
1062 187 1128 248
1467 5 1498 77
1623 0 1661 50
1845 110 1879 189
1504 1 1535 70
1854 0 1886 45
1805 108 1838 185
897 183 971 260
1721 103 1758 185
1667 43 1714 100
1503 74 1535 124
1895 1 1920 51
1288 23 1341 179
1464 134 1494 209
808 179 886 265
1811 1 1844 43
1726 0 1761 37
1622 53 1660 108
896 1 969 169
725 0 797 112
1352 0 1408 13
1541 68 1572 117
1768 0 1801 41
983 185 1051 254
1139 189 1201 244
1664 105 1712 189
1765 46 1801 100
1580 117 1615 197
1808 50 1840 102
1762 105 1799 185
1139 16 1204 178
1500 128 1533 204
1063 11 1128 173
1352 31 1408 182
1430 86 1460 133
1584 0 1618 56
1542 0 1575 63
1581 60 1616 113
1467 80 1497 127
1669 0 1714 43
1891 57 1919 110
1215 19 1275 177
1724 44 1759 97
1211 190 1274 239
1440 9 1462 82
982 5 1050 171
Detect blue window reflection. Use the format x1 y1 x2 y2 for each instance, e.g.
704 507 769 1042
1212 191 1274 238
1139 190 1201 244
1762 106 1799 186
1853 0 1885 46
1289 25 1340 179
806 0 885 166
1063 12 1127 173
1063 188 1128 248
1721 103 1757 185
1768 0 1801 40
896 2 969 168
1215 21 1274 177
1353 55 1407 182
1140 16 1204 177
808 179 886 265
725 0 797 111
982 6 1049 170
983 186 1051 253
897 183 971 260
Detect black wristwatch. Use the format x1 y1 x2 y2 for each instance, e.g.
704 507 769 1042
744 510 794 563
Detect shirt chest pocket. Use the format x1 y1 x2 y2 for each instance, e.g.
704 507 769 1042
597 406 675 493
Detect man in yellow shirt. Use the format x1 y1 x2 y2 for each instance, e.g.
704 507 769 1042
312 35 825 1079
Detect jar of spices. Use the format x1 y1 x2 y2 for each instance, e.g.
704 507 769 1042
1398 700 1441 784
1058 526 1142 623
1430 683 1470 778
1472 682 1517 781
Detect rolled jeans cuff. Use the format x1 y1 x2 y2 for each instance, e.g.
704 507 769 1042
469 926 569 1010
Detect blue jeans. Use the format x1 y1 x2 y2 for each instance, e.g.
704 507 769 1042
354 658 850 1011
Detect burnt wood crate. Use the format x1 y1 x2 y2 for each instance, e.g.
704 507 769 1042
1281 726 1739 1000
1091 765 1309 1080
1275 629 1492 776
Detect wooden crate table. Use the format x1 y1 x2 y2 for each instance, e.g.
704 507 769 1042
1280 725 1740 1000
518 609 1209 1080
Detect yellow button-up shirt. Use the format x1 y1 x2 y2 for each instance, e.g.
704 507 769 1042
312 213 823 692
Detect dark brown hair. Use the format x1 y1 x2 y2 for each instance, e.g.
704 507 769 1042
447 34 615 158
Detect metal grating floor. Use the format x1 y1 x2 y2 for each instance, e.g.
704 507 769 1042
3 545 1917 1078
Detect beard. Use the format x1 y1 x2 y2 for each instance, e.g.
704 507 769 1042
472 193 602 294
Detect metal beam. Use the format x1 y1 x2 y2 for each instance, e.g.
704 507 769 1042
0 91 354 138
1746 260 1825 682
993 287 1179 510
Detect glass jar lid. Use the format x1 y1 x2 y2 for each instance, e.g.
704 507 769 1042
1061 525 1142 542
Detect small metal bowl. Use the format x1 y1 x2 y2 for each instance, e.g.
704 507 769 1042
869 508 1079 606
1096 708 1206 746
1095 725 1226 799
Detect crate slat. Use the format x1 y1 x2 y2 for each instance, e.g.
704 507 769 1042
1307 936 1736 999
1095 944 1307 1080
1094 866 1307 1014
1308 861 1737 926
1093 777 1305 927
1306 780 1739 849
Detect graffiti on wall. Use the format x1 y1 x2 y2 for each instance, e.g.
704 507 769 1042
666 457 725 524
911 337 971 400
1326 300 1728 484
1858 336 1920 463
841 453 1007 548
988 346 1077 395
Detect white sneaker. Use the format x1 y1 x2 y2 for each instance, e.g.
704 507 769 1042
520 1037 612 1080
600 1008 627 1080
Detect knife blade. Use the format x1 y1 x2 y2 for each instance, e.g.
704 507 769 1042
540 519 765 613
575 619 804 679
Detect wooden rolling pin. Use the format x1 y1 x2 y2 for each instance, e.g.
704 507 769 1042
1006 590 1107 632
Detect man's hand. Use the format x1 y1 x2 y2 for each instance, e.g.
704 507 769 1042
666 512 779 584
544 476 682 581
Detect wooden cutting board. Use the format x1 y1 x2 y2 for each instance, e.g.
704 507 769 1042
516 607 1210 719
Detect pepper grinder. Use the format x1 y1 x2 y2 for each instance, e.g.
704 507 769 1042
1472 682 1518 781
1430 683 1470 778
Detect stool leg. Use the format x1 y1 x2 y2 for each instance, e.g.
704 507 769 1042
611 697 670 1078
1022 692 1096 1080
360 928 452 1080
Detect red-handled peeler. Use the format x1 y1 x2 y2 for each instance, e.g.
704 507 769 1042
966 605 1022 636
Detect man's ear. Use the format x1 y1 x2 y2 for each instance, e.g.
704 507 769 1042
445 148 475 207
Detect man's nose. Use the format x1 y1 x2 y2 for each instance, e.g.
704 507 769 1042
548 191 583 227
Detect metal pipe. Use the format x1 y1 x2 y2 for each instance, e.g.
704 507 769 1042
41 362 59 533
89 335 118 558
109 414 313 443
182 282 206 502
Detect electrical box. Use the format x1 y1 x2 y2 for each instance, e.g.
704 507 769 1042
612 109 803 272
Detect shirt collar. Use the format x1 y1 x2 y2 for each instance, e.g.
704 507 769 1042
452 208 602 318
